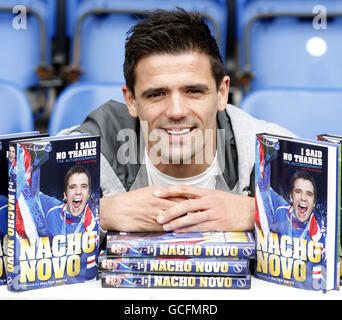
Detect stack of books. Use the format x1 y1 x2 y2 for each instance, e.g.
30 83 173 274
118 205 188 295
100 231 255 289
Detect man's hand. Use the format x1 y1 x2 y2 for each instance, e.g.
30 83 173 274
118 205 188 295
100 186 185 232
154 185 255 232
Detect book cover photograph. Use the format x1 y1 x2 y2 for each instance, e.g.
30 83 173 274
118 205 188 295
106 231 255 259
255 133 340 291
99 251 249 276
101 272 251 289
6 135 100 291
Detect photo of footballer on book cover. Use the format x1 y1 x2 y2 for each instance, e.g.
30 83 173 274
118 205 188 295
6 135 100 291
255 133 340 292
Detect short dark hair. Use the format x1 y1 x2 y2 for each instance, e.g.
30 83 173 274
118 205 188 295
290 170 317 201
64 165 91 193
123 8 225 95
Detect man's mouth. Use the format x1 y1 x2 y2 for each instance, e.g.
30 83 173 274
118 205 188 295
72 198 82 209
166 128 191 135
297 203 308 215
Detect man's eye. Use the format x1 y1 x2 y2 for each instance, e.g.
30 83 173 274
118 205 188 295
148 92 164 98
186 89 204 96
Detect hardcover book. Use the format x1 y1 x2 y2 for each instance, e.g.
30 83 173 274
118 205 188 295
0 131 44 286
255 133 341 291
106 231 255 259
101 272 251 289
6 134 100 291
317 133 342 286
99 250 249 276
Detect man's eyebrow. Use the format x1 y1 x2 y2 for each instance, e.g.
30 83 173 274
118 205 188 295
140 84 210 97
182 84 210 91
141 87 168 98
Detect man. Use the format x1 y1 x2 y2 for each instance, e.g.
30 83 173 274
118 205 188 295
45 165 96 235
269 171 322 242
65 8 293 233
44 165 98 282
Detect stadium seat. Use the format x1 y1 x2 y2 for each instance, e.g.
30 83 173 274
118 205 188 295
66 0 228 83
238 88 342 139
0 80 34 134
235 0 342 92
0 0 56 89
48 82 125 135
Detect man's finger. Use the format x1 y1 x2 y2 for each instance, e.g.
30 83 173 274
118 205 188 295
156 198 206 224
161 208 210 232
153 184 207 199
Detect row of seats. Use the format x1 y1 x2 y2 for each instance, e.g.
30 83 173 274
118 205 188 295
0 0 228 89
2 0 342 140
236 0 342 92
235 0 342 139
2 79 341 140
7 0 342 90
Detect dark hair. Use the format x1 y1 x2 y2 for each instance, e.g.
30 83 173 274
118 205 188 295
123 8 225 95
64 165 91 193
290 170 317 201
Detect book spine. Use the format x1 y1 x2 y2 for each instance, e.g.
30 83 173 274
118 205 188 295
106 241 255 259
6 143 18 291
99 256 249 276
101 273 251 289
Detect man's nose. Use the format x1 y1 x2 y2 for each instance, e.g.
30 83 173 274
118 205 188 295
165 94 188 119
75 186 82 194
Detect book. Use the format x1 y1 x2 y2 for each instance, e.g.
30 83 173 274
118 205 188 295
106 231 255 259
0 131 46 286
101 272 251 289
255 133 341 291
6 134 101 291
99 250 249 276
317 133 342 286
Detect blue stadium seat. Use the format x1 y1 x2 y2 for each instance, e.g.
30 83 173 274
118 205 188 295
48 82 125 135
0 0 56 89
238 88 342 139
0 80 34 134
235 0 342 92
66 0 228 83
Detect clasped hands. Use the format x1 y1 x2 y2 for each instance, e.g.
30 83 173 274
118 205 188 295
100 185 254 233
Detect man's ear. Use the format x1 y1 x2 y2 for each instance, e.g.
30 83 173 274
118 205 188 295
122 84 138 118
217 75 230 112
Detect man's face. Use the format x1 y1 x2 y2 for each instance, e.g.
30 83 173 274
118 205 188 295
105 275 122 287
110 243 128 255
123 51 229 177
291 178 315 223
101 259 118 270
64 172 90 217
8 146 15 163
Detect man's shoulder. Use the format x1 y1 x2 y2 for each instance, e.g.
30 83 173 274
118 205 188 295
76 99 138 136
225 104 295 138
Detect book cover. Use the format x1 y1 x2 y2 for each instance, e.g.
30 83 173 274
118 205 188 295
6 135 101 291
255 133 340 291
317 133 342 286
0 131 44 286
101 272 251 289
106 231 255 259
99 250 249 276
